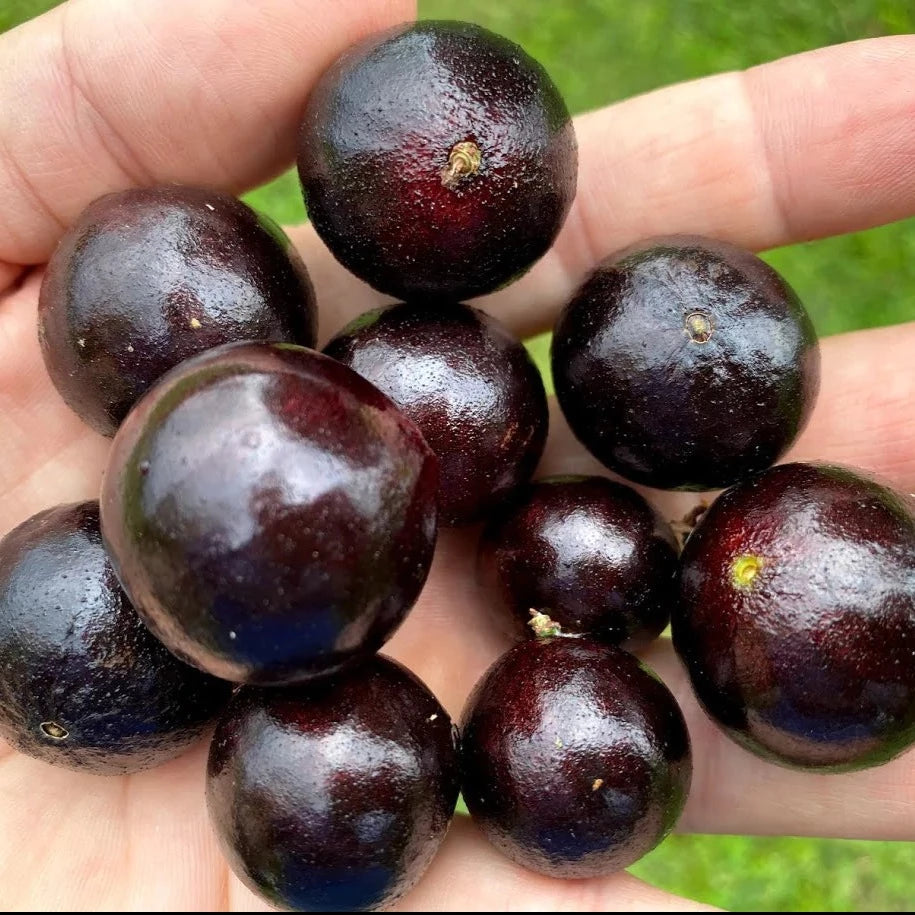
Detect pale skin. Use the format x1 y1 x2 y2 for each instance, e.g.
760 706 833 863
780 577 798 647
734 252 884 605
1 0 915 910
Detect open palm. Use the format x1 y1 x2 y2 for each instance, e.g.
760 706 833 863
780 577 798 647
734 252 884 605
2 1 915 910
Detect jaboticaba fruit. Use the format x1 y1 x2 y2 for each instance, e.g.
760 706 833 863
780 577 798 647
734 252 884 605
101 342 438 685
674 462 915 771
0 502 231 774
552 236 820 491
39 185 316 436
297 21 577 302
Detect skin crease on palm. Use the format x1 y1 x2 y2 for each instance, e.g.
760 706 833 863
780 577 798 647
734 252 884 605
2 0 915 910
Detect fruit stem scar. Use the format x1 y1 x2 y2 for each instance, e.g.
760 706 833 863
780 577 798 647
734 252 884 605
732 554 765 590
685 312 713 343
528 609 562 638
441 141 482 189
40 721 69 740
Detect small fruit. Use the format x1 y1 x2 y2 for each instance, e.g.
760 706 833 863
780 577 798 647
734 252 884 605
479 475 678 647
297 21 577 302
207 655 460 912
673 462 915 771
324 302 548 525
552 236 820 491
101 342 438 685
39 186 317 436
0 502 230 774
460 638 691 877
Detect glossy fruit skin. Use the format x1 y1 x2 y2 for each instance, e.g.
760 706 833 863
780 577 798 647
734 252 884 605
297 21 577 302
552 236 820 491
101 342 438 685
461 638 691 878
39 185 317 436
207 655 460 912
480 475 678 647
673 462 915 771
324 302 548 525
0 502 231 774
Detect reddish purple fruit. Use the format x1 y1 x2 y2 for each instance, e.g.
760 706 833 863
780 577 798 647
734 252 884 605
207 655 460 912
552 236 820 491
460 638 691 877
101 342 438 685
39 186 316 436
0 502 230 774
674 462 915 771
324 302 548 525
297 21 577 302
480 475 678 648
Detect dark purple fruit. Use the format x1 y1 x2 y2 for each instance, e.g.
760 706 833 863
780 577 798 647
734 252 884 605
552 236 820 491
101 342 438 685
207 655 459 912
673 462 915 771
0 502 230 774
461 638 691 877
479 475 678 648
297 21 577 302
39 185 317 436
324 302 548 525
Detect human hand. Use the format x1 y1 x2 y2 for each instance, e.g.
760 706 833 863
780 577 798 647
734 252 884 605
1 1 914 910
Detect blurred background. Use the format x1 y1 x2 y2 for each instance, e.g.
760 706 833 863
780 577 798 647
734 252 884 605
4 0 915 909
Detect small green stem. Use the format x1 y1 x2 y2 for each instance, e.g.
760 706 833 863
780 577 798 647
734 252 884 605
528 610 562 638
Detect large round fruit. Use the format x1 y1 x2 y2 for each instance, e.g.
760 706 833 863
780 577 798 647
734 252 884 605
207 656 460 911
460 637 691 877
297 21 577 302
101 342 438 685
0 502 230 774
39 185 316 436
324 302 548 525
674 462 915 771
552 236 820 491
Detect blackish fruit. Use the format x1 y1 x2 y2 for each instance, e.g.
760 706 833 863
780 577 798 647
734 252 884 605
297 21 577 302
324 302 548 525
0 502 230 774
207 655 460 912
461 638 691 877
101 342 438 685
39 185 317 436
673 462 915 771
480 475 678 647
552 236 820 491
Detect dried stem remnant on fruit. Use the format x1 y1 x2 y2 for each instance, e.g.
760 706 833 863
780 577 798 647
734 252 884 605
732 554 765 590
686 312 713 343
40 721 69 740
441 141 482 189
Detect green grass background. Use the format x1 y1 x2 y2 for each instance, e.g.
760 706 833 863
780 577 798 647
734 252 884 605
4 0 915 910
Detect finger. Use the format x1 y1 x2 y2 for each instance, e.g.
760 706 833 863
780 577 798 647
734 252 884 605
393 816 717 913
296 35 915 341
539 321 915 520
0 273 109 534
0 739 227 910
642 639 915 841
534 322 915 840
222 805 716 912
292 33 915 341
0 0 415 268
485 34 915 339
